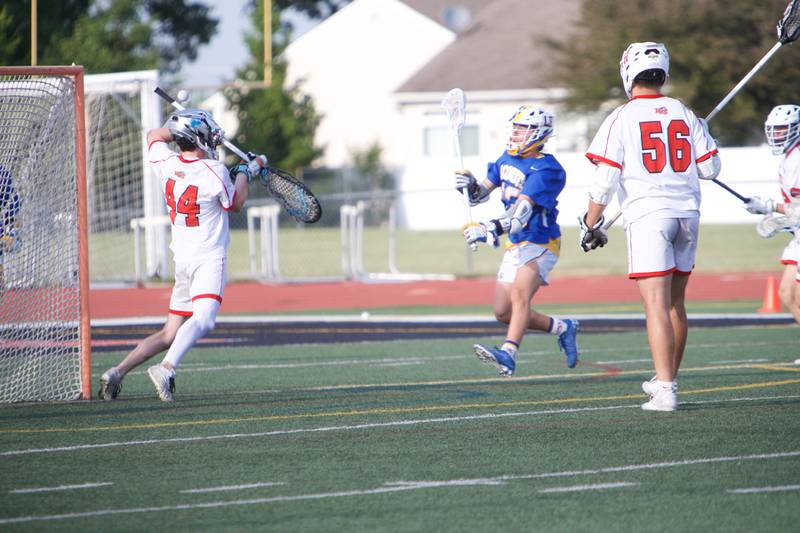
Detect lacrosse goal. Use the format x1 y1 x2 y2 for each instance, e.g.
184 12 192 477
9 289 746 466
0 66 91 402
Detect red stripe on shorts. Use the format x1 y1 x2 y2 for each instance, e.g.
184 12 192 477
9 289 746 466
169 309 193 317
628 267 677 279
192 294 223 303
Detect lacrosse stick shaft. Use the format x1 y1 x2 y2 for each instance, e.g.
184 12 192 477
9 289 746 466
154 86 251 162
705 42 783 123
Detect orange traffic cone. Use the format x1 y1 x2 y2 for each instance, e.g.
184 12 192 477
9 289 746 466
757 276 782 313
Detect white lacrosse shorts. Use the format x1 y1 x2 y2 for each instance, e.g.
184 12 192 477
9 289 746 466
168 257 227 316
626 216 699 278
780 237 800 282
497 241 559 285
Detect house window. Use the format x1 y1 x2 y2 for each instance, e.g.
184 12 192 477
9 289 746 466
423 124 479 157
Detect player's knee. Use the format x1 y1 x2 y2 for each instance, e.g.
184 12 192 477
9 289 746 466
494 308 511 323
193 314 217 336
778 284 794 307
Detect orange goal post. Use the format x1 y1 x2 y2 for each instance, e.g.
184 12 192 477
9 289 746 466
0 66 91 402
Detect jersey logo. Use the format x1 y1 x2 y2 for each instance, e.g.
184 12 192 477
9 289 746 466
175 171 186 179
655 107 668 115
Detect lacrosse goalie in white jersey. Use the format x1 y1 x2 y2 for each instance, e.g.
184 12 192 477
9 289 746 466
99 108 268 402
742 104 800 349
581 42 720 411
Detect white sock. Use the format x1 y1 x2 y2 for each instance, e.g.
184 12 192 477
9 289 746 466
163 298 220 369
501 340 519 357
548 317 567 336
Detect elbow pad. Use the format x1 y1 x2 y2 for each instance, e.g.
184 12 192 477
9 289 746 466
589 164 620 205
495 198 534 235
697 153 721 181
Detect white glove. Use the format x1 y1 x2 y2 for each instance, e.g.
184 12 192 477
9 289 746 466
246 152 268 173
462 222 500 248
744 196 775 215
579 213 608 252
454 169 476 193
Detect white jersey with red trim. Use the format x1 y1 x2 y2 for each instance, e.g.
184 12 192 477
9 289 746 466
779 144 800 204
586 94 717 225
148 140 236 262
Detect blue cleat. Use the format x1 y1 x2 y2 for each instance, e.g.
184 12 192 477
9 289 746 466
474 344 516 376
557 319 580 368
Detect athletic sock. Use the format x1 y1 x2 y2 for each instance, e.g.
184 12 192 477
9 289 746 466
501 340 519 357
548 317 567 336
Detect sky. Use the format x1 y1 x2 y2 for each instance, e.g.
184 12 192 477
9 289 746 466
178 1 318 89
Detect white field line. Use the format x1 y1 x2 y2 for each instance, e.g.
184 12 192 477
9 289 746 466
1 452 798 525
538 481 638 493
10 482 112 494
180 482 285 494
3 395 799 458
710 358 769 364
727 484 800 494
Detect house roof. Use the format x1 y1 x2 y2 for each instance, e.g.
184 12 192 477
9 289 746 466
396 0 583 93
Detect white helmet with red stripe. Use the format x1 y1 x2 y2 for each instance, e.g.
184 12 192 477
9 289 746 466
619 42 669 98
764 104 800 155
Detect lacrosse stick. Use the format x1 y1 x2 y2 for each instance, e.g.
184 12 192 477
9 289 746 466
154 87 321 223
756 212 800 238
604 0 800 229
442 88 477 251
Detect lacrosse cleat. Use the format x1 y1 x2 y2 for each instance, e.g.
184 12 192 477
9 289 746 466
557 319 580 368
98 367 123 400
641 384 678 412
642 376 657 396
147 364 176 403
474 344 516 376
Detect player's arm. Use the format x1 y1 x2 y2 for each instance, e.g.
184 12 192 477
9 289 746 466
579 162 618 252
462 194 534 247
147 127 172 146
227 153 268 212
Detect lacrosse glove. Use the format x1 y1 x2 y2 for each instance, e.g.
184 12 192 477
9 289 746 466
455 170 490 206
0 226 20 255
744 196 776 215
462 221 500 248
579 213 608 252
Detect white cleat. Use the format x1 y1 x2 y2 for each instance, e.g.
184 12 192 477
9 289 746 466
641 376 657 396
641 385 678 412
147 364 176 403
99 367 123 400
795 359 800 366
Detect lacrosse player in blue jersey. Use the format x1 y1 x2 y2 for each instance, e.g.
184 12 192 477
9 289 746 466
456 105 579 376
0 164 21 287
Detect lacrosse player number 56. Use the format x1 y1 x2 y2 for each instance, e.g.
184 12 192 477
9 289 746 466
640 119 691 173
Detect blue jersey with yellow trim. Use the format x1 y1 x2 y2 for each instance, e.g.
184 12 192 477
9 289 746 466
486 152 566 245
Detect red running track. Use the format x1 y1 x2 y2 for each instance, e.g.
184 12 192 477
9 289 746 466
89 272 772 319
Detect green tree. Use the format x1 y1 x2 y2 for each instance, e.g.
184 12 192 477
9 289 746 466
547 0 800 145
1 0 216 74
228 0 323 170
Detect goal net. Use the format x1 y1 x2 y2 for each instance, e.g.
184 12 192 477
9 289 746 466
0 66 91 402
84 70 168 282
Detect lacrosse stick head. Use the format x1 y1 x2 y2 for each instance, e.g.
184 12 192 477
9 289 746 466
757 213 794 238
619 42 669 98
442 88 466 138
764 104 800 155
778 0 800 44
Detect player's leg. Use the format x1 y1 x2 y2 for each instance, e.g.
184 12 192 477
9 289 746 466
778 263 800 323
148 258 226 401
669 217 699 377
628 217 679 411
669 273 690 376
98 265 191 400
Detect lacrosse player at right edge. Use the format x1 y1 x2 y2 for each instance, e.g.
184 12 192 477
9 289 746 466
456 105 580 377
741 104 800 351
580 42 720 411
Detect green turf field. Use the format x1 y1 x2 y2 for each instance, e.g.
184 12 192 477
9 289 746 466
2 325 799 531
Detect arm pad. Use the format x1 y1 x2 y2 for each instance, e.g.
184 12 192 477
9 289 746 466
589 163 621 205
697 153 721 181
494 197 534 235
